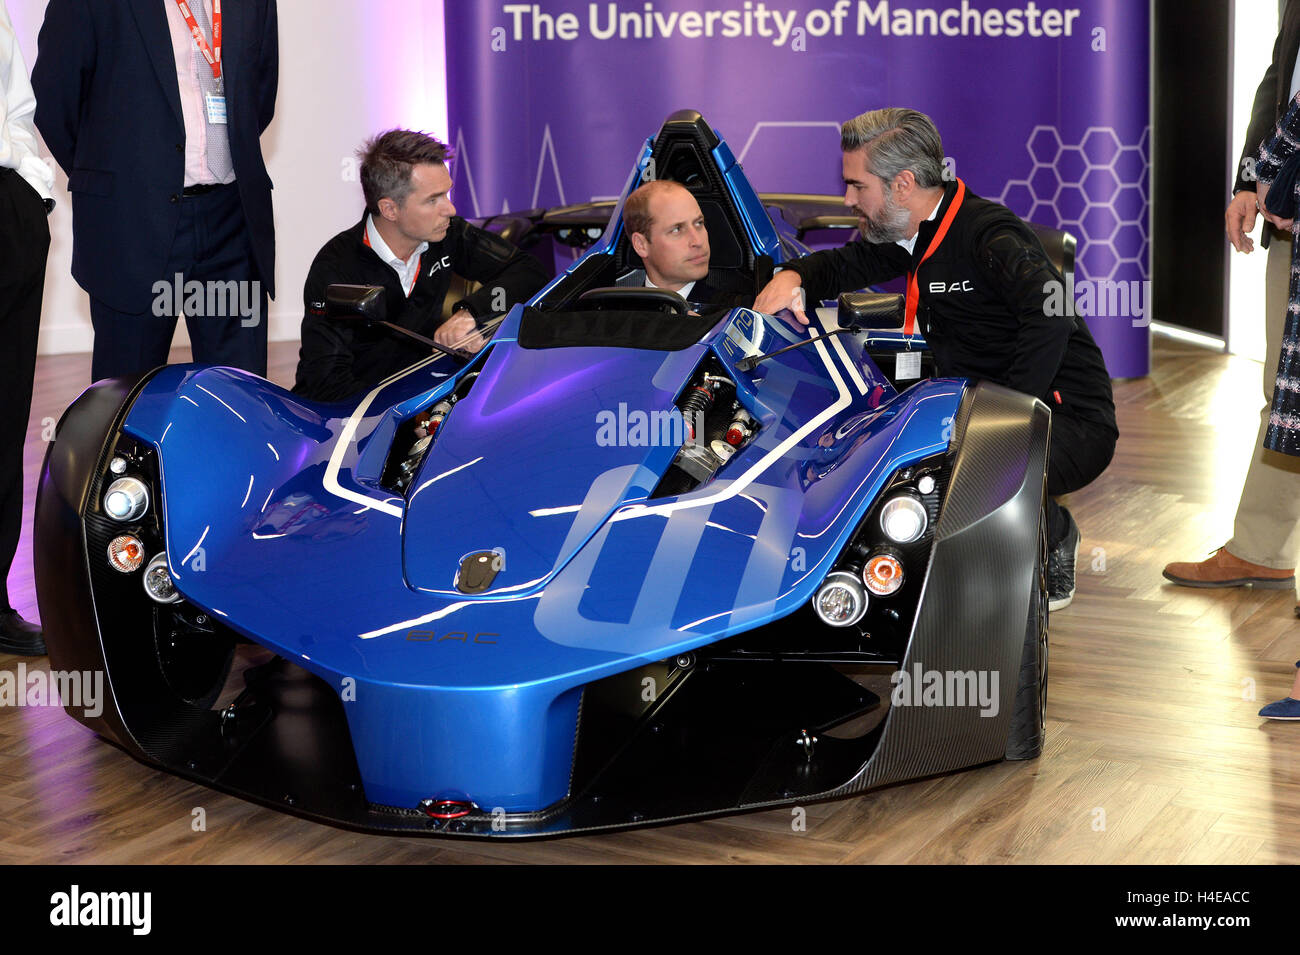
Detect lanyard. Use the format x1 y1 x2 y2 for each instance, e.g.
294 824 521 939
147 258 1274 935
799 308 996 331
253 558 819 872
175 0 223 88
363 229 423 297
903 177 966 338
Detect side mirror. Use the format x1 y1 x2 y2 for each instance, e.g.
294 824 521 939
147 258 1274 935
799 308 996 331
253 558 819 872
326 284 387 323
838 292 905 330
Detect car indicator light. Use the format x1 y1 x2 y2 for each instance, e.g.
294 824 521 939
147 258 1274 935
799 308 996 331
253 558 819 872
813 571 868 627
863 552 904 596
104 478 149 522
107 535 145 573
880 495 927 543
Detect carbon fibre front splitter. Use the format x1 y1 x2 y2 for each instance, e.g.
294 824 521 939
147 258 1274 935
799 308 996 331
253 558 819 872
137 653 886 838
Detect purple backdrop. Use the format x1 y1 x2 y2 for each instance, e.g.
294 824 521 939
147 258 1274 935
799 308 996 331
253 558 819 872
447 0 1150 376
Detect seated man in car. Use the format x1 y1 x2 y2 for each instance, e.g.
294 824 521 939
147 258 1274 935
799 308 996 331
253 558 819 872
294 129 550 402
618 179 752 309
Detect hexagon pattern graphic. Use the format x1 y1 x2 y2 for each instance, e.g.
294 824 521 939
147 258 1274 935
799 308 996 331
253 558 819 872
997 126 1150 283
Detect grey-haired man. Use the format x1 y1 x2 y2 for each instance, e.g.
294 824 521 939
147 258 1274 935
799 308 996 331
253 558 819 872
756 107 1117 610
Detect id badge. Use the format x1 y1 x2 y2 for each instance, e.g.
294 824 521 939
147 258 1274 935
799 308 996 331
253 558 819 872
204 92 228 125
895 350 921 381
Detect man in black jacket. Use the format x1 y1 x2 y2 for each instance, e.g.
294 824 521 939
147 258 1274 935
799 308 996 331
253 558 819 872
755 107 1117 610
1163 3 1300 605
294 130 549 402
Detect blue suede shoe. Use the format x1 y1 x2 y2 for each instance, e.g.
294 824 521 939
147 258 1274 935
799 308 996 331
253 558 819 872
1260 661 1300 719
1259 697 1300 720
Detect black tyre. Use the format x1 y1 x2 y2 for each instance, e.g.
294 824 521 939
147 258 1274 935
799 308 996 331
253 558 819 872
1005 499 1049 759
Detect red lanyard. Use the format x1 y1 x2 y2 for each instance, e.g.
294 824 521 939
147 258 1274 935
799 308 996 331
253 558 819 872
363 228 423 297
175 0 223 86
903 178 966 337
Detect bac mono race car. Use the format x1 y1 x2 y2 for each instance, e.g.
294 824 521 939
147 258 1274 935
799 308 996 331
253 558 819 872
36 112 1052 837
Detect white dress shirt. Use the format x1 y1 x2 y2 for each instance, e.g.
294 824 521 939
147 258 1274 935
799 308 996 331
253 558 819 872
646 275 696 299
0 0 53 200
366 214 428 295
896 197 944 256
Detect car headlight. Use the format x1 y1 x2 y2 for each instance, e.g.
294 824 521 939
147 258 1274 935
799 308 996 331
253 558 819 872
812 571 868 627
142 553 182 604
104 477 149 522
879 494 927 544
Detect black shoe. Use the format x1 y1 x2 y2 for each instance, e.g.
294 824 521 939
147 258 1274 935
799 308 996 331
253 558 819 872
1047 508 1080 612
0 610 46 656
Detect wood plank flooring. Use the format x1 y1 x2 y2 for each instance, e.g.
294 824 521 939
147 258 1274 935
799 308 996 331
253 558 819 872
4 337 1298 864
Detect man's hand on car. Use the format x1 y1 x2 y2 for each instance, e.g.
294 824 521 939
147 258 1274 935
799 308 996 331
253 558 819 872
754 270 809 325
435 309 483 353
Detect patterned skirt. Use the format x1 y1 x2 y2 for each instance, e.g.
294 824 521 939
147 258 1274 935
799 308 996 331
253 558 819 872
1266 294 1300 456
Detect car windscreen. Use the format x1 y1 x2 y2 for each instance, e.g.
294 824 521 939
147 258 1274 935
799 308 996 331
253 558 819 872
516 306 730 351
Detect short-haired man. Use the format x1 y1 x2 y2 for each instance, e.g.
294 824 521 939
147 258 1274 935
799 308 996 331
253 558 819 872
755 108 1117 610
620 179 751 307
294 129 549 402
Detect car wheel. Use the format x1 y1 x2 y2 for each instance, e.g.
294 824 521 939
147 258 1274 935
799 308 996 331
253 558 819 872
1005 498 1048 760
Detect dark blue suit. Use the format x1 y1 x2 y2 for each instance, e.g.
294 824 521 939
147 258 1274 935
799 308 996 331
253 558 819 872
32 0 277 379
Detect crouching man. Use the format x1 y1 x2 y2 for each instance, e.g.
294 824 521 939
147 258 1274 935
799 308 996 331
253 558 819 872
754 107 1117 610
294 129 549 401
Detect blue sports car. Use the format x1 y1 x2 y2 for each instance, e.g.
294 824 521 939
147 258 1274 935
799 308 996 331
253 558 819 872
35 111 1052 837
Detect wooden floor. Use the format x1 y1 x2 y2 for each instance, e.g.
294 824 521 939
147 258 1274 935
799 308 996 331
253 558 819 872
4 337 1299 864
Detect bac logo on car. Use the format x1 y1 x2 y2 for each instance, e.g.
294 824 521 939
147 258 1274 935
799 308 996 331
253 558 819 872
929 280 974 293
406 630 499 644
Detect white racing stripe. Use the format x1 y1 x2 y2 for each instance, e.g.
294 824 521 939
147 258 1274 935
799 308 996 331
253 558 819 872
324 328 860 529
611 330 852 521
322 357 440 518
817 307 869 396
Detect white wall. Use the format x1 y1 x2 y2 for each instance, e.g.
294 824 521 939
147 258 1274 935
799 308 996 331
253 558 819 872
7 0 447 355
1227 0 1279 362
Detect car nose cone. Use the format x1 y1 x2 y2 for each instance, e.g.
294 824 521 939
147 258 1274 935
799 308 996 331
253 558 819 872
455 551 504 594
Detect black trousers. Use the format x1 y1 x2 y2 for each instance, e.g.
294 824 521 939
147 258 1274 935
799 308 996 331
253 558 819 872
89 182 268 382
0 168 50 611
1046 410 1118 547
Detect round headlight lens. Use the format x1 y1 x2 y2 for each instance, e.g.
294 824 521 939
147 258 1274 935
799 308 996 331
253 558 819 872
104 478 149 522
863 552 905 596
107 535 145 573
879 495 927 543
142 553 182 604
813 571 868 627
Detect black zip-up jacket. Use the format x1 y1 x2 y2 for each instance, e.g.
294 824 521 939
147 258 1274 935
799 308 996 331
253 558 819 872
786 181 1117 432
293 216 550 401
